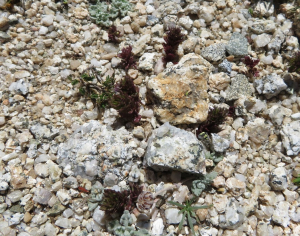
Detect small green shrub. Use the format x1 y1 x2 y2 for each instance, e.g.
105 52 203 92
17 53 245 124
293 174 300 185
89 0 132 27
168 198 212 236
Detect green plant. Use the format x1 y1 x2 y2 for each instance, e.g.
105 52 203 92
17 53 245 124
107 210 150 236
89 0 132 27
191 172 218 197
293 174 300 185
69 67 115 109
204 151 224 165
248 8 253 15
168 198 212 235
87 185 104 211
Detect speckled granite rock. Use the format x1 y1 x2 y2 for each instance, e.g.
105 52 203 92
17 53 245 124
280 120 300 156
143 122 207 174
225 32 248 57
201 43 226 63
254 73 287 99
225 74 252 101
146 53 212 125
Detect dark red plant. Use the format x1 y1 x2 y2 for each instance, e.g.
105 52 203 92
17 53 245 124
163 26 185 64
288 51 300 74
100 189 128 214
118 45 136 71
110 76 141 123
242 56 260 77
196 107 230 136
108 25 120 43
100 183 143 214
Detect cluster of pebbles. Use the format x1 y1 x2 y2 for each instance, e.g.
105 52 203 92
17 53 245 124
1 0 300 235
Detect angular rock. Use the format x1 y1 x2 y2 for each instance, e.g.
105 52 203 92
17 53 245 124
138 53 156 71
30 123 59 140
218 59 232 75
254 73 287 99
209 72 231 92
219 198 245 229
211 133 230 152
253 33 271 48
225 74 252 101
201 43 226 63
270 167 288 191
225 32 248 57
280 120 300 156
245 118 271 144
33 188 52 205
273 201 290 227
267 105 292 126
249 19 276 34
143 122 207 174
9 79 30 95
146 53 212 125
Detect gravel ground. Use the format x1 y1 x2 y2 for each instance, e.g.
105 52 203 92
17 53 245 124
0 0 300 235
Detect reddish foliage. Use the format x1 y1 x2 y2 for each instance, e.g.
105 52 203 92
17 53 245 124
100 183 143 214
242 56 260 77
118 45 136 71
108 25 120 43
110 76 141 123
163 26 185 64
288 51 300 74
196 107 231 136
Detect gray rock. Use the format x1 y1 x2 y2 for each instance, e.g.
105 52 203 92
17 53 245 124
268 105 292 126
165 208 184 224
143 122 207 174
8 213 24 226
31 212 48 225
93 206 106 226
280 121 300 156
147 15 159 26
249 19 276 34
9 79 30 95
219 198 244 229
225 32 248 57
103 173 118 187
63 177 78 189
218 59 232 75
33 188 52 205
272 201 290 227
103 43 119 53
267 29 285 54
138 53 156 71
30 123 60 140
211 134 230 152
7 190 23 203
225 74 252 101
0 31 11 43
57 120 139 181
55 217 71 229
201 43 226 63
270 167 288 191
254 73 287 99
